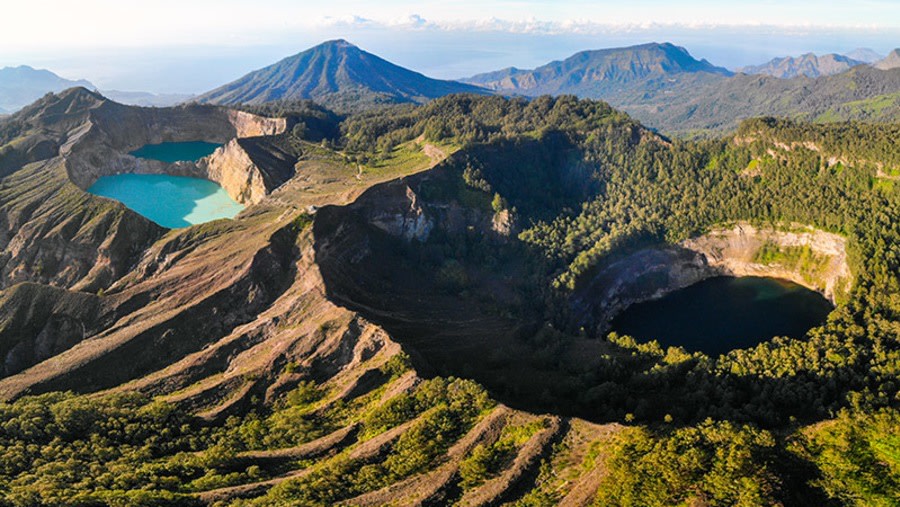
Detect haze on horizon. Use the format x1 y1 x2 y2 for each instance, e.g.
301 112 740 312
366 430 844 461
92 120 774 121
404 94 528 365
2 0 898 94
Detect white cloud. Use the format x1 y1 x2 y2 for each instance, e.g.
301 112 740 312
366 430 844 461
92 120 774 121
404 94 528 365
302 14 898 37
2 0 898 52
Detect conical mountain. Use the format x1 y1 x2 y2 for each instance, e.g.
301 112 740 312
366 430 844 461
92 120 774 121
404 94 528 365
874 49 900 70
196 39 488 110
462 42 732 95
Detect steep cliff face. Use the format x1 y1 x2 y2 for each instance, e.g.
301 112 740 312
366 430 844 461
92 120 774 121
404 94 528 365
59 91 289 204
573 222 852 330
0 211 300 399
199 134 304 205
682 223 851 301
366 183 434 242
0 283 103 377
225 109 287 138
200 139 267 204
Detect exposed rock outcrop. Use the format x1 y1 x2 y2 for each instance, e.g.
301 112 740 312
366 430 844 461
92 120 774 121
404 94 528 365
200 139 268 204
54 90 290 204
367 184 434 242
683 223 851 301
225 109 287 138
0 283 102 377
199 134 305 205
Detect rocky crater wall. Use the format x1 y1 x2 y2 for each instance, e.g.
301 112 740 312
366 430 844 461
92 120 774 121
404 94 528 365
198 139 269 205
573 222 853 331
62 101 287 205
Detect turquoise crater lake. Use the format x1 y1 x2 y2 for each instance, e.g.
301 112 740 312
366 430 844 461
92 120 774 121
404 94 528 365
610 276 833 356
129 141 222 163
88 174 244 228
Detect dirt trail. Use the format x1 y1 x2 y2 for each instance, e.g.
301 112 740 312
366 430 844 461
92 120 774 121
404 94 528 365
422 143 447 164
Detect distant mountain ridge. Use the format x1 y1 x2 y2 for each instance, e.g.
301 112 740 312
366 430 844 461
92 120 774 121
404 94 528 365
738 53 864 78
462 42 900 136
875 49 900 70
845 48 884 64
0 65 94 113
195 39 489 111
462 42 732 95
100 90 194 108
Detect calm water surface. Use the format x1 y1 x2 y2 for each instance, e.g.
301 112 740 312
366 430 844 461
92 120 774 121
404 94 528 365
610 276 833 356
88 174 243 228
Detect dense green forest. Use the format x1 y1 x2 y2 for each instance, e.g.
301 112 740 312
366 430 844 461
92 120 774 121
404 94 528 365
332 96 900 503
330 95 900 421
1 94 900 505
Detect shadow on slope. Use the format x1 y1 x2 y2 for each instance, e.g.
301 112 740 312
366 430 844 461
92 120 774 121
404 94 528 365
313 136 863 429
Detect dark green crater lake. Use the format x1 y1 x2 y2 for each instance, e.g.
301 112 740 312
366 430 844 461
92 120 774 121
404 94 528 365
610 276 833 356
129 141 222 163
87 174 243 229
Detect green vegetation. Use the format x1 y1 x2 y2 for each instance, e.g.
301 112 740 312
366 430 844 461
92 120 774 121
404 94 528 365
753 242 831 285
0 376 492 506
0 392 204 506
466 44 900 136
794 409 900 506
594 421 782 507
356 139 448 177
818 92 900 124
238 377 493 506
340 94 631 155
326 96 900 429
5 91 900 505
311 96 900 434
459 418 549 488
236 99 341 142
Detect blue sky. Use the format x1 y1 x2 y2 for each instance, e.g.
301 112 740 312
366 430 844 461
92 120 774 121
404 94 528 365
1 0 898 93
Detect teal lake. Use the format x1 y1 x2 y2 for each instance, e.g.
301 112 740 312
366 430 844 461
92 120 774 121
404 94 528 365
88 174 244 228
129 141 222 163
610 276 833 356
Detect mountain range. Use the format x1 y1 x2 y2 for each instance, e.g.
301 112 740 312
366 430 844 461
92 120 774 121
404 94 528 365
0 65 94 113
462 42 732 94
4 41 900 136
461 43 900 135
845 48 884 64
195 39 489 111
0 65 193 113
191 39 900 136
737 53 865 78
